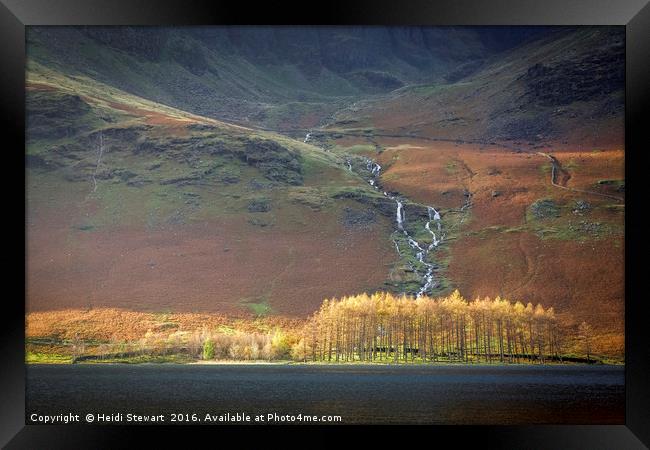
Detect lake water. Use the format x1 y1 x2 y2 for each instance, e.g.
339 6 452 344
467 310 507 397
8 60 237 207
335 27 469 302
26 364 624 425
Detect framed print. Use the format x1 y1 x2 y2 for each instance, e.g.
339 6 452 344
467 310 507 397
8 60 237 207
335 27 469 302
2 0 649 447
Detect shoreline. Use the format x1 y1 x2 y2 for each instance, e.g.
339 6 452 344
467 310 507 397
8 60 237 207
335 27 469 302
26 359 625 366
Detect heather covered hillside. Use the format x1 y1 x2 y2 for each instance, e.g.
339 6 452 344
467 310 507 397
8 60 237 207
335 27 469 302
26 62 401 316
26 26 624 360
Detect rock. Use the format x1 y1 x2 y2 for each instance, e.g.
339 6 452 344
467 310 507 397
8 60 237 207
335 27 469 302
247 198 271 213
342 207 377 229
530 199 561 219
248 217 273 227
127 178 151 187
159 175 202 186
219 174 240 184
521 32 624 108
243 140 303 185
491 190 501 197
572 200 591 214
580 221 601 233
114 169 139 182
186 123 218 132
403 203 429 220
331 189 394 217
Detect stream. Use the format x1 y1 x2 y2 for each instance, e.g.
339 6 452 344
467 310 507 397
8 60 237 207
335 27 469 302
303 131 460 298
361 157 444 297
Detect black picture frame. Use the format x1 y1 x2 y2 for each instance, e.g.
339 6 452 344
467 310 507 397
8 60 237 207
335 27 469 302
2 0 648 447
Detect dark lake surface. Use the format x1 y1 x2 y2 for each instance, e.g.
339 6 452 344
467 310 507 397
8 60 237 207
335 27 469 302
26 364 624 425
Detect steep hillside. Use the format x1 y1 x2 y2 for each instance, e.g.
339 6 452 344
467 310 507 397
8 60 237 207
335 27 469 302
26 26 543 131
310 27 625 356
327 27 624 150
26 61 404 316
324 136 624 356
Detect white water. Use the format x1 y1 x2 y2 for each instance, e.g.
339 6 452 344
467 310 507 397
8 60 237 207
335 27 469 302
356 156 444 298
425 207 443 249
396 200 405 230
425 222 439 249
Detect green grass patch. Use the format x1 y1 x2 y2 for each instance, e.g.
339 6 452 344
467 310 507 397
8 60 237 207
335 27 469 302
82 353 195 364
539 162 552 174
596 179 625 189
287 187 333 211
239 297 273 317
445 160 458 175
26 352 73 364
335 144 376 155
565 159 579 170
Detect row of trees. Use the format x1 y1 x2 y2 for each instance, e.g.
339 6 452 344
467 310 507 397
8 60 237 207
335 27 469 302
291 291 566 363
67 290 592 364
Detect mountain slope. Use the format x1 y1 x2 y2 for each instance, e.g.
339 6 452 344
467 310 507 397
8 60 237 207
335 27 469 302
327 27 624 150
26 62 401 316
26 26 545 131
310 27 625 356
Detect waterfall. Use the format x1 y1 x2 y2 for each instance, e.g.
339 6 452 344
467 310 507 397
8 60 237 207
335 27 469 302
396 201 405 230
355 153 448 298
428 206 441 221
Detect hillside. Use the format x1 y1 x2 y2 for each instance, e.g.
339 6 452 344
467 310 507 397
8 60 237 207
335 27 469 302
312 27 625 355
323 27 624 150
26 26 624 357
26 61 406 317
26 26 544 131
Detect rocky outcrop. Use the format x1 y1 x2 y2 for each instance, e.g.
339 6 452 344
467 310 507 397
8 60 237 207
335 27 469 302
26 91 95 141
331 189 396 217
247 198 272 213
241 140 303 185
521 32 624 107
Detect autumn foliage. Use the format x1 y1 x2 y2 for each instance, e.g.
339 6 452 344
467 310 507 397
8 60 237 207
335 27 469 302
27 291 593 364
293 290 564 363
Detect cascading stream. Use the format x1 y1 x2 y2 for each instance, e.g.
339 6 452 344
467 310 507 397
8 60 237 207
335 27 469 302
356 156 445 298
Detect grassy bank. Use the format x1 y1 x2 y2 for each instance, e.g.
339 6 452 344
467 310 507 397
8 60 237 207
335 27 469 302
26 352 621 366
